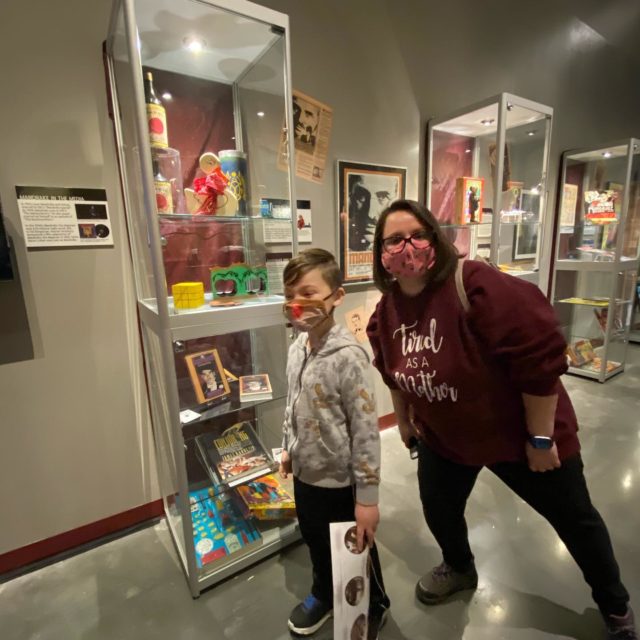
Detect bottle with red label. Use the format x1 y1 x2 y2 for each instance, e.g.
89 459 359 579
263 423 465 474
153 158 173 214
144 71 168 148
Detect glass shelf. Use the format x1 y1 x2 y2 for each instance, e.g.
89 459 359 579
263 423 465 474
555 297 633 308
158 213 293 224
498 219 540 226
181 375 287 433
440 222 492 230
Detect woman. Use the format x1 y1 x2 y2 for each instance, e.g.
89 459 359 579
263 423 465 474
366 200 636 639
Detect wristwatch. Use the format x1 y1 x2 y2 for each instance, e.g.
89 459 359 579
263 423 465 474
528 435 554 449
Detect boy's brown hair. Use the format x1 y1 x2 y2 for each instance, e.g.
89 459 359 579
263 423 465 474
283 248 342 291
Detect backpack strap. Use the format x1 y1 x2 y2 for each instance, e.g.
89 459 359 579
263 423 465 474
455 258 470 313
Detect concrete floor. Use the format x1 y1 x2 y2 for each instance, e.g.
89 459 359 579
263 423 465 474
1 347 639 640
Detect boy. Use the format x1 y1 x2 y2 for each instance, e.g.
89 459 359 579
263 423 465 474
280 249 390 639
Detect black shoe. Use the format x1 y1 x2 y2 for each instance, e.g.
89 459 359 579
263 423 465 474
367 605 389 640
288 594 332 635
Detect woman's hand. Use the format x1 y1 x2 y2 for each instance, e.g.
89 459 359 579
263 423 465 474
355 503 379 551
397 420 416 448
279 450 292 479
526 442 561 472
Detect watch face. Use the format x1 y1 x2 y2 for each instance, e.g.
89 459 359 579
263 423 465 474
530 436 553 449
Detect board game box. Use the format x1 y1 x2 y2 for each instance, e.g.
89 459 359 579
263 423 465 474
189 486 262 570
236 474 297 521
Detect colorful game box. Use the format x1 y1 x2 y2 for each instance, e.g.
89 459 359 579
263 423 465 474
236 474 297 521
189 486 262 569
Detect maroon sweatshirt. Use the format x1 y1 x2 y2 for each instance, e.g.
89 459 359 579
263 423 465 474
367 259 580 466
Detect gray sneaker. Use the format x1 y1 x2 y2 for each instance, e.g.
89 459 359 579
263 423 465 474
606 606 638 639
415 561 478 605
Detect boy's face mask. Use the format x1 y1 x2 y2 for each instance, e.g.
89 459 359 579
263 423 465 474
283 290 337 332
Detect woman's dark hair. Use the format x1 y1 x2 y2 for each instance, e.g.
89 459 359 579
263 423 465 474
372 199 460 293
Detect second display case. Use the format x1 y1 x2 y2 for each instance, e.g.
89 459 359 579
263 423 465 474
426 93 553 290
551 139 640 381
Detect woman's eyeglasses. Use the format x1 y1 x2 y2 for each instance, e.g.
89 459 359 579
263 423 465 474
382 230 432 254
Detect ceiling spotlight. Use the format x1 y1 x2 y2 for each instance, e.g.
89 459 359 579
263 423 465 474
506 102 514 111
465 149 471 153
602 151 612 158
481 119 495 126
161 92 172 101
183 36 206 53
527 130 536 136
257 111 265 118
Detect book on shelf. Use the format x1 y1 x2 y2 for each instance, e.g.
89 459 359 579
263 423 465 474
236 473 297 521
239 374 273 403
566 339 595 367
189 486 262 569
195 420 276 488
579 357 621 374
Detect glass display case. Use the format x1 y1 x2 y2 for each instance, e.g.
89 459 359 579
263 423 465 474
551 140 640 381
106 0 299 596
426 93 553 290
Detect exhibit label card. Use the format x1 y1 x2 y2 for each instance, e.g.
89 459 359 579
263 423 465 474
16 186 113 248
260 198 312 244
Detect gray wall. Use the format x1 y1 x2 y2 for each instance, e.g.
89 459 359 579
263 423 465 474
0 0 157 555
1 0 639 556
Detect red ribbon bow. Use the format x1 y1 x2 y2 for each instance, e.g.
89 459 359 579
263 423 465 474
192 168 229 215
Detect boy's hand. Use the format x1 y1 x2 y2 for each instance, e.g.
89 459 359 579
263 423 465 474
355 503 379 551
279 450 292 479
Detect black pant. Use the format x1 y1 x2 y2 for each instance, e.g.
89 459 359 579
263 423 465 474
417 443 629 616
294 477 390 610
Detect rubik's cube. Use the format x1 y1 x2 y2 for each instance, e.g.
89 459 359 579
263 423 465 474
172 282 205 309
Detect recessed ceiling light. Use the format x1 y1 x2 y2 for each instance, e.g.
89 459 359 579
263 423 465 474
527 130 536 136
161 92 172 101
183 36 206 53
465 149 471 153
257 111 265 117
481 119 495 126
603 151 612 158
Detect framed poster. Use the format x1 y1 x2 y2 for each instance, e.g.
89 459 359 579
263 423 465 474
337 161 406 283
278 90 333 184
560 183 578 228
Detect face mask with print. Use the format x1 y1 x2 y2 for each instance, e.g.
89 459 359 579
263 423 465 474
381 242 435 278
283 291 336 332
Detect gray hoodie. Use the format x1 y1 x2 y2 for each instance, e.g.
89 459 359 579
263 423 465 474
282 324 381 504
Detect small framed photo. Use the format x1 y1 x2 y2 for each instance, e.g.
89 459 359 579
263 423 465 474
239 374 273 402
185 349 230 405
